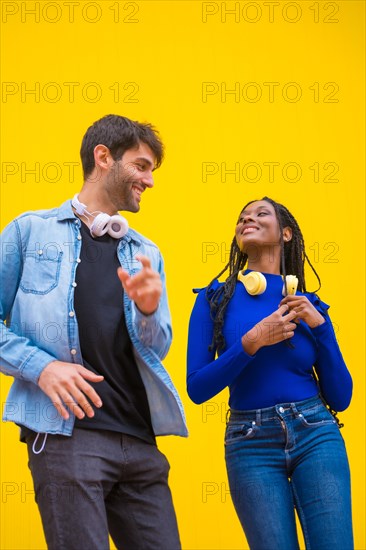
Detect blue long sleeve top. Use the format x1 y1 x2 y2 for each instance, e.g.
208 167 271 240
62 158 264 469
187 272 352 412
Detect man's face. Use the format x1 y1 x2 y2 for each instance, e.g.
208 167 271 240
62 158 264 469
104 142 156 213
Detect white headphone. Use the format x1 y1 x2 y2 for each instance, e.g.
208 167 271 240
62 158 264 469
72 194 129 239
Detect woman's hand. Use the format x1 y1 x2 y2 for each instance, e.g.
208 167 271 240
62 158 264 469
280 295 325 329
242 304 298 355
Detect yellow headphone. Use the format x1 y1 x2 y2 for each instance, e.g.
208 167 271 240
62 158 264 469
237 271 298 296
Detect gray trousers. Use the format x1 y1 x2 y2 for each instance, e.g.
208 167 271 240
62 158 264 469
26 429 181 550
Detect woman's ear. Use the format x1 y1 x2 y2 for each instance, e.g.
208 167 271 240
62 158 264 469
283 227 293 242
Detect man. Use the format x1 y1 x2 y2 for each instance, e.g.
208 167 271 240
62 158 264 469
0 114 187 550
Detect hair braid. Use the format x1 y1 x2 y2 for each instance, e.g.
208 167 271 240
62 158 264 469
207 197 321 353
206 239 246 351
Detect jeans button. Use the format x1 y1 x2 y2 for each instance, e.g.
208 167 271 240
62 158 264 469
279 406 284 413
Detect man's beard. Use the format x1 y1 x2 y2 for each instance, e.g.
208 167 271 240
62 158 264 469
105 162 141 213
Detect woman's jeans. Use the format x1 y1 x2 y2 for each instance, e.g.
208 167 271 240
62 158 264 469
225 395 353 550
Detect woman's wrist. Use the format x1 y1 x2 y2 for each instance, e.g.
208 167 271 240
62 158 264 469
308 312 326 329
241 329 260 356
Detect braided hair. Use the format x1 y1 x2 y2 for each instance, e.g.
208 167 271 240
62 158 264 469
206 196 344 427
206 196 320 353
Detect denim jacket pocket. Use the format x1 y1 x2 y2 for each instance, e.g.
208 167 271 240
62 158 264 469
20 251 63 295
225 421 258 446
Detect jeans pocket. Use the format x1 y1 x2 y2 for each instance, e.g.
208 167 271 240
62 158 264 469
224 421 258 446
298 404 336 427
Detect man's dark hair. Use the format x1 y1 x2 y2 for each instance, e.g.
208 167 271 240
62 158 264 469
80 114 164 179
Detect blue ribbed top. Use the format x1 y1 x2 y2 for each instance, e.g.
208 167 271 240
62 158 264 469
187 272 352 411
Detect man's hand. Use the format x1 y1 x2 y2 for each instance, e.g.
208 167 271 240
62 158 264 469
242 304 298 355
280 295 325 328
117 254 162 315
38 361 104 420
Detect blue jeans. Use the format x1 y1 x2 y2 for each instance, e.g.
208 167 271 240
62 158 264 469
225 395 353 550
26 429 181 550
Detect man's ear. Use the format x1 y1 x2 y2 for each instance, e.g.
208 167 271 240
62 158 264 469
283 226 293 242
93 144 113 171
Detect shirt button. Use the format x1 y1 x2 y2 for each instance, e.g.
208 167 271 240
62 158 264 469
69 311 75 317
38 250 43 255
141 320 147 327
76 258 81 263
279 407 284 413
77 235 82 240
72 282 77 287
70 349 77 355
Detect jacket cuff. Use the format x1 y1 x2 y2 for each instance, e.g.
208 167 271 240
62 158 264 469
20 349 58 384
132 302 161 338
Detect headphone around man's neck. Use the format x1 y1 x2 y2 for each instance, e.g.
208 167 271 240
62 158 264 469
72 194 129 239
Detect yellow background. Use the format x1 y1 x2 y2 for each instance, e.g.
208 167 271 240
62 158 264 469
1 1 365 548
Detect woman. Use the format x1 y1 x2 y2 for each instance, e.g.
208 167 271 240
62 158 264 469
187 197 353 550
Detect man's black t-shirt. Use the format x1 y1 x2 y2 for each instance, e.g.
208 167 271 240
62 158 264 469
73 221 155 443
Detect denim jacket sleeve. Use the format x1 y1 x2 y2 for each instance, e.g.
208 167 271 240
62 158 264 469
0 220 57 384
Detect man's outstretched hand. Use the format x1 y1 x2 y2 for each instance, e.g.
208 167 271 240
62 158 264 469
117 254 162 315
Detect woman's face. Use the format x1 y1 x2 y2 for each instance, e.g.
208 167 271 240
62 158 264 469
235 200 290 254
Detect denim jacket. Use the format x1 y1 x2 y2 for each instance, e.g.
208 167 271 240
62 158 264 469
0 200 188 437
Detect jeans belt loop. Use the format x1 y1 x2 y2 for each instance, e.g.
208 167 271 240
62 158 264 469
256 410 261 426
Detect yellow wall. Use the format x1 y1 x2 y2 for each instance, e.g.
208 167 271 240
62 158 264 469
1 1 365 548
